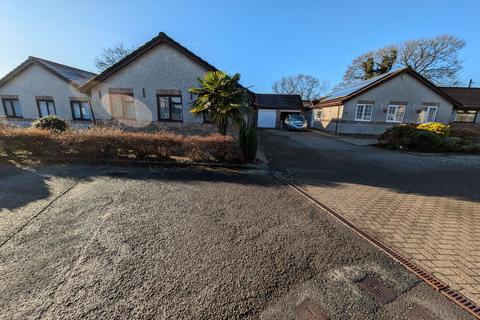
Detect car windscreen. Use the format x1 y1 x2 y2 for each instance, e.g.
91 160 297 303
290 115 305 121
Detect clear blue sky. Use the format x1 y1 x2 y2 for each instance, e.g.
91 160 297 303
1 0 479 92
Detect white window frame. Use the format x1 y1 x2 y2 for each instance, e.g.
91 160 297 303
315 109 323 120
355 103 374 121
386 104 406 123
454 110 477 123
417 106 438 124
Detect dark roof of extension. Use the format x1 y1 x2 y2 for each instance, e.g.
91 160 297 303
440 87 480 110
0 56 97 89
315 67 461 108
254 93 303 111
80 32 218 92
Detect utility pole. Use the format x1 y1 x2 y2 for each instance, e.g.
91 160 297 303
468 79 473 88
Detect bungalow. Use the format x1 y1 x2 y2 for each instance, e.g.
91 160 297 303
441 87 480 124
0 32 245 131
310 68 461 135
254 94 303 128
79 32 225 130
0 57 96 127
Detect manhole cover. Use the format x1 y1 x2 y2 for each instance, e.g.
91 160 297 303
403 306 436 320
357 275 397 305
294 298 329 320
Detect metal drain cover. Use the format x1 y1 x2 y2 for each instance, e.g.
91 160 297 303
294 298 329 320
357 275 397 305
403 306 436 320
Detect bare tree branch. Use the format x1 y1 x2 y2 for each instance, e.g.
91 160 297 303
94 43 134 72
272 74 330 100
342 35 466 86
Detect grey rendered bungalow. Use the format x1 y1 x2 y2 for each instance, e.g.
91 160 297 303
0 57 96 127
310 68 461 135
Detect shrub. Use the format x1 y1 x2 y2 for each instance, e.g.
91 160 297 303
379 124 480 153
0 126 242 163
378 125 419 150
410 129 449 152
32 116 69 132
450 124 480 143
417 122 450 136
239 123 257 161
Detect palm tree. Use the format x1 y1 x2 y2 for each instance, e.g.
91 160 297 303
189 71 247 135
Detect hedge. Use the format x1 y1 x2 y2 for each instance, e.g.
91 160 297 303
0 126 243 163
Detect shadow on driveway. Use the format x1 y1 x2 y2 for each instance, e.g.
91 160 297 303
259 129 480 203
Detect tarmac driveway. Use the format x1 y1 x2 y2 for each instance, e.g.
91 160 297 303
0 163 473 319
259 129 480 305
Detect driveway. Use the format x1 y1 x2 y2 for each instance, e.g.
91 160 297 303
0 163 473 319
259 129 480 305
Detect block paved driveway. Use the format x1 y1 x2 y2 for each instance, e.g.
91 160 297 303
259 129 480 304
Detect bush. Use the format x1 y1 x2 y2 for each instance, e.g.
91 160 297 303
378 125 419 150
0 126 242 163
379 124 480 154
417 122 450 136
32 116 69 132
450 124 480 143
239 123 257 161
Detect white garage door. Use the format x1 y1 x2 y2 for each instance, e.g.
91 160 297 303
257 109 277 128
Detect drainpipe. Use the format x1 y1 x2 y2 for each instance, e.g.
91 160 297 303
334 104 340 136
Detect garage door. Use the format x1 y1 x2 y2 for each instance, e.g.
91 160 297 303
257 109 276 128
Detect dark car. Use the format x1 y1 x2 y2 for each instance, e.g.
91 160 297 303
283 114 308 131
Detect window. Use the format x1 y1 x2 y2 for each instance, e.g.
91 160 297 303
315 110 323 120
355 104 373 121
386 104 406 123
70 100 92 121
2 98 22 118
203 111 212 123
417 106 438 123
37 99 56 117
157 95 183 121
454 110 477 123
110 93 135 119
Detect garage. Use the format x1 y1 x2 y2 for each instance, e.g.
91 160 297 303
257 109 277 128
254 94 303 129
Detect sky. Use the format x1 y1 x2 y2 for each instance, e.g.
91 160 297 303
0 0 479 92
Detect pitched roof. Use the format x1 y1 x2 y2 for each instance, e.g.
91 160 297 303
80 32 218 92
0 56 96 89
254 93 303 110
440 87 480 110
316 68 461 108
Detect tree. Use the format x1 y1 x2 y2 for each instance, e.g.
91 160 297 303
343 46 398 82
94 43 134 71
399 35 465 86
272 74 330 100
343 35 465 85
189 71 248 135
